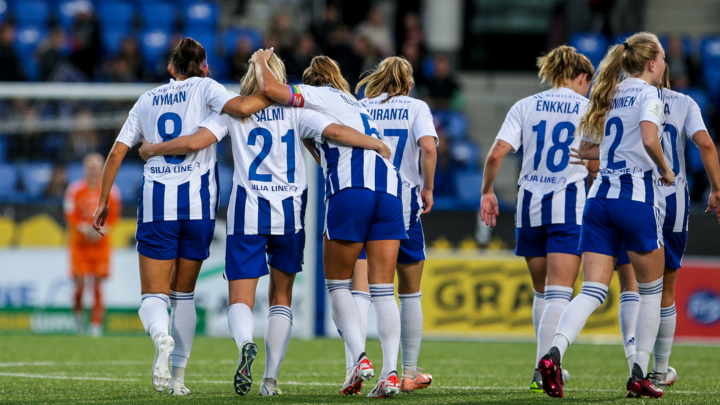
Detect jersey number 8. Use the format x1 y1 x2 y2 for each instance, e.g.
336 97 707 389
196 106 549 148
158 112 186 164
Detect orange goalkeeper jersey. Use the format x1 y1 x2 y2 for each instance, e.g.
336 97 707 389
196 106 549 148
64 179 121 260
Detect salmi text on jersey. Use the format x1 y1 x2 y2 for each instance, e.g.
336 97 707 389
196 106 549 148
254 107 285 122
611 96 636 110
535 100 581 114
251 184 299 192
367 108 410 121
149 162 201 174
153 91 187 106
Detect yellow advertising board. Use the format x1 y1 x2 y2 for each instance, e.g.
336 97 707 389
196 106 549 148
421 253 621 341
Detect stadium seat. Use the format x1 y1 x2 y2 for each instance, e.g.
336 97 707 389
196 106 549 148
140 2 176 31
114 162 144 203
14 0 50 28
569 32 608 69
0 163 18 198
184 29 216 54
659 34 694 56
217 163 233 207
14 26 45 56
65 162 84 183
0 0 8 23
684 87 709 120
140 29 170 73
101 27 131 55
56 0 94 31
96 1 134 30
0 216 14 247
451 140 481 170
16 213 64 247
453 170 483 208
183 2 217 29
19 162 53 198
700 36 720 101
223 28 262 55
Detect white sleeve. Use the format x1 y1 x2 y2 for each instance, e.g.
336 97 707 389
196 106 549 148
495 100 524 151
296 85 328 111
296 109 333 140
204 79 239 113
683 97 707 138
411 101 438 145
639 88 665 131
199 112 230 141
115 101 143 147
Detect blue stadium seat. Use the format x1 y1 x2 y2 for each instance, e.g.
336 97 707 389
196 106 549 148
101 27 131 55
96 1 134 30
14 0 50 28
66 162 84 183
217 163 233 207
14 26 46 80
434 110 467 139
114 163 144 203
0 164 18 198
700 36 720 101
223 28 262 55
659 34 694 56
0 136 7 162
614 32 635 45
0 0 8 23
140 29 170 72
453 170 483 208
140 2 176 31
183 2 217 29
56 0 94 31
19 162 53 198
684 87 709 120
184 29 215 54
450 140 481 170
569 32 608 69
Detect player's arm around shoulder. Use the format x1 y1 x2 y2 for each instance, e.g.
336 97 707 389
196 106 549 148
138 114 226 161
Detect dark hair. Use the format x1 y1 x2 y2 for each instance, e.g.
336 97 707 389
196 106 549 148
168 38 207 78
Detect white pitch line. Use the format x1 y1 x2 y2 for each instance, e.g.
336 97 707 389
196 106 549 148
0 372 139 382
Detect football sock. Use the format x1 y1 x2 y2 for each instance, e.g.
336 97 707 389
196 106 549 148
264 306 293 381
635 277 663 376
139 293 169 340
553 282 608 361
227 303 254 350
370 284 401 380
653 303 677 374
619 291 640 374
532 290 545 338
74 283 83 313
169 291 196 370
171 366 185 385
91 282 104 326
399 291 423 379
345 291 372 372
536 285 572 365
326 279 364 364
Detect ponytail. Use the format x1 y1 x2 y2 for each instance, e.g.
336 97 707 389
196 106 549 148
302 56 353 96
579 32 662 143
168 38 207 78
537 45 594 89
356 56 414 102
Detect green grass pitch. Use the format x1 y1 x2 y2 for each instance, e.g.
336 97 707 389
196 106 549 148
0 335 719 404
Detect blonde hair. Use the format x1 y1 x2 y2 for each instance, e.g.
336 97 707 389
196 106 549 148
240 53 286 122
302 55 353 96
537 45 594 88
662 61 671 90
356 56 414 102
579 32 662 143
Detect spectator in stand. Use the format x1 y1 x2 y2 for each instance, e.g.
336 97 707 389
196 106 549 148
67 108 99 160
401 41 425 90
69 9 101 79
38 27 67 81
286 33 317 82
107 38 144 83
227 35 253 80
45 164 69 199
0 24 23 81
324 25 362 83
433 129 454 198
425 54 462 110
313 4 341 46
401 12 425 48
352 36 378 76
354 6 394 57
268 12 297 56
666 34 697 90
8 101 43 161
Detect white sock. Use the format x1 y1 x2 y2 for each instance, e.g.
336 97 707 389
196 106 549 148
635 277 663 376
533 290 545 338
619 291 640 374
171 366 185 385
345 291 372 371
326 279 364 364
653 303 676 373
553 282 608 361
227 303 254 350
399 292 423 378
264 306 292 381
139 293 169 339
169 291 196 371
536 286 572 365
370 284 401 380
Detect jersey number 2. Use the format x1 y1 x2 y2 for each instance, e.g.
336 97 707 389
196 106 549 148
157 112 186 164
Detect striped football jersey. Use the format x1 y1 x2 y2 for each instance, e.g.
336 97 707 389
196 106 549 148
199 106 332 235
360 94 438 229
496 87 590 228
116 77 237 223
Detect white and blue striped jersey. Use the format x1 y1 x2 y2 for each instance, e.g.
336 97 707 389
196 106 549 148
200 106 332 235
496 87 590 228
116 77 237 223
289 85 401 200
586 78 666 206
657 89 706 232
360 94 438 229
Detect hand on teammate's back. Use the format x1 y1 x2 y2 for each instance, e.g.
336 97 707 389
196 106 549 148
480 193 499 228
377 140 391 160
138 140 154 161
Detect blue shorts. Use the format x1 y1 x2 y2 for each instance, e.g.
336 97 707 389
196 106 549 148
359 220 426 264
136 220 215 261
325 188 407 243
225 231 305 280
515 224 581 257
616 230 687 269
579 198 661 258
